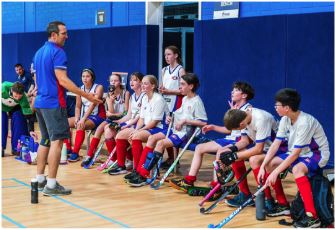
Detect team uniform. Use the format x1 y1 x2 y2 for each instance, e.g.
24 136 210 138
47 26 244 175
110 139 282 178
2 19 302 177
79 83 106 127
33 41 70 144
275 111 330 175
120 92 145 128
163 95 207 147
139 92 168 134
2 81 32 154
106 89 127 124
225 107 290 209
240 107 279 151
162 65 184 113
215 102 252 147
68 83 107 159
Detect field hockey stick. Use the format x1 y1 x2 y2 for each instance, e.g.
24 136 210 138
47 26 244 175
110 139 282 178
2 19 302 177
84 139 104 169
146 113 174 184
151 127 201 190
200 167 252 214
97 146 117 171
208 184 267 228
199 161 234 207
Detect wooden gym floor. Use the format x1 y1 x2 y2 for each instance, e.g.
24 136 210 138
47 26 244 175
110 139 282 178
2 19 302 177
2 126 299 228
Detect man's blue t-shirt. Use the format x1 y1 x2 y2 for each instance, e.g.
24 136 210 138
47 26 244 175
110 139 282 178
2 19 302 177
33 41 67 109
17 71 34 93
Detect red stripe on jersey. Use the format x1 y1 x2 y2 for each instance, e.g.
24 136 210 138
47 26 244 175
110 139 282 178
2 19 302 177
175 95 184 110
56 80 67 108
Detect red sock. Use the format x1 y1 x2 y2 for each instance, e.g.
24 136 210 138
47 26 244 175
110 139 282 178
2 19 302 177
296 175 317 218
266 172 289 206
64 139 72 151
105 138 116 161
87 137 100 157
232 160 250 195
72 130 85 154
116 139 129 167
253 167 273 200
131 139 143 170
137 146 154 175
185 175 196 185
210 180 219 188
166 147 174 160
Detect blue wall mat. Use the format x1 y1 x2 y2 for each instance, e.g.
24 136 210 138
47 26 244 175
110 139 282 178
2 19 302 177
194 15 287 139
2 34 18 81
2 25 159 92
286 12 334 165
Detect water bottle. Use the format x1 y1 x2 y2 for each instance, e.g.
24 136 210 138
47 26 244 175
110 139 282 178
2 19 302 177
31 178 38 204
255 184 265 220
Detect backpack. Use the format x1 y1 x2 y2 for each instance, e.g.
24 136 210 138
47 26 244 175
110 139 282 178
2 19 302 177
290 174 334 227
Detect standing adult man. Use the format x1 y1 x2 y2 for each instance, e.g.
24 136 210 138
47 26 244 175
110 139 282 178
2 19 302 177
33 21 102 196
15 63 36 132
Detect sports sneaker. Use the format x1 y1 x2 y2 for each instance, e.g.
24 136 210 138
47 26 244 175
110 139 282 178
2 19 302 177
42 182 72 196
293 213 321 228
127 174 147 187
81 156 93 167
225 192 255 207
108 166 128 175
266 203 290 217
125 160 133 170
124 170 138 181
264 198 276 214
38 180 47 191
169 178 193 193
68 153 80 162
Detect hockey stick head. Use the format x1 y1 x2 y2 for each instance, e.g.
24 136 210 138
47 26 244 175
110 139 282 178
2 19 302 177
213 161 234 185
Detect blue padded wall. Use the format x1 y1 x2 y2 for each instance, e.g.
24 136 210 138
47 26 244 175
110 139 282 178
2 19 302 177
194 12 334 165
2 25 159 91
194 15 287 135
286 12 334 165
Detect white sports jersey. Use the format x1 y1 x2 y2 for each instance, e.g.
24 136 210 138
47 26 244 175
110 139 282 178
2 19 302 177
173 95 208 139
227 102 252 140
276 111 330 167
162 65 183 112
241 108 278 151
130 92 145 119
140 92 167 129
111 89 126 114
80 83 99 118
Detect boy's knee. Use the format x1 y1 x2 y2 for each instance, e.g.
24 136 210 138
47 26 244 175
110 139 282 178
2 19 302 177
249 156 261 169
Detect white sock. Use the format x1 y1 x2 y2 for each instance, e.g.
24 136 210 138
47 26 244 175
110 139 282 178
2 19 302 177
36 174 46 183
47 178 57 189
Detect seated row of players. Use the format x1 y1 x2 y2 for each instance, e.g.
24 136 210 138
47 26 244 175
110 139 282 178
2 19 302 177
61 52 329 228
63 45 185 168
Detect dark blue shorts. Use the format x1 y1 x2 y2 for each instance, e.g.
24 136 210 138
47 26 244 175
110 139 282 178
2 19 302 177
87 115 105 127
277 152 321 177
148 127 165 135
214 138 236 147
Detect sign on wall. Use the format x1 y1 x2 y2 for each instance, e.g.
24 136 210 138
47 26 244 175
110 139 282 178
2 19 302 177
213 2 239 19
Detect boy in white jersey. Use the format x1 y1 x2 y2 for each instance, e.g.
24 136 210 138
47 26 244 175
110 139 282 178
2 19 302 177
258 88 330 228
128 73 207 187
170 82 255 196
219 108 289 213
